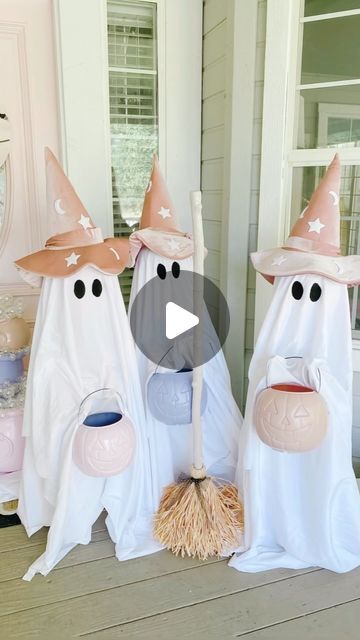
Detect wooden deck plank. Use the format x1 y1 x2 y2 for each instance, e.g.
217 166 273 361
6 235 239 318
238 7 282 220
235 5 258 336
235 598 360 639
0 512 106 554
0 532 113 582
0 552 223 616
74 568 360 640
0 564 316 639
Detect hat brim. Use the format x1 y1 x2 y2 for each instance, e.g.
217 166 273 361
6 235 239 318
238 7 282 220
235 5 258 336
129 228 195 265
251 247 360 287
15 237 130 288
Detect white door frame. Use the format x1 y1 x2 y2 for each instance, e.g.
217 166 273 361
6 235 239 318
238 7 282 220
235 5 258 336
53 0 202 235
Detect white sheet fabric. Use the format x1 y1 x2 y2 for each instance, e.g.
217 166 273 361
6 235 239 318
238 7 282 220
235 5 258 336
229 274 360 573
129 248 242 505
18 267 159 580
0 470 20 504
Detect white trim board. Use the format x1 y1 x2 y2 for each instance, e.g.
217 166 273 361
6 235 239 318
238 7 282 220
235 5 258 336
53 0 202 235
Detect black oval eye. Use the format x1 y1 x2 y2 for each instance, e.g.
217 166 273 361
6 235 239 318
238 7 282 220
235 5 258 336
172 262 180 278
92 279 102 297
74 280 85 299
310 283 322 302
157 263 166 280
291 281 304 300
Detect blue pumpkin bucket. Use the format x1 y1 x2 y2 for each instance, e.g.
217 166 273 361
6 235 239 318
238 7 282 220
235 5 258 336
147 369 208 425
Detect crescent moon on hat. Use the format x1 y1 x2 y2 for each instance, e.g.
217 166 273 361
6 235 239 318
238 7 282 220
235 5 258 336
329 191 339 206
146 180 152 193
334 261 343 274
109 246 120 261
54 198 66 215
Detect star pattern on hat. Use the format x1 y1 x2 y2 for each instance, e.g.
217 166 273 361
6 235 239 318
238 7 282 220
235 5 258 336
78 215 93 230
271 255 287 266
65 252 81 267
167 237 181 251
308 218 325 234
334 261 344 275
158 206 171 220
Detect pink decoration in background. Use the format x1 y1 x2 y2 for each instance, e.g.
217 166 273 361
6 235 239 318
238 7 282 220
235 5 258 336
0 409 25 473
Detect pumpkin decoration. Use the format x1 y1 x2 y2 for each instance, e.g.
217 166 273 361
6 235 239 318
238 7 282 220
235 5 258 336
254 383 328 453
0 408 25 473
147 370 208 425
73 411 136 477
0 317 30 352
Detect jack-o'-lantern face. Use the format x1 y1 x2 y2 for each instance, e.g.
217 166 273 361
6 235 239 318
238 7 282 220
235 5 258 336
73 412 136 477
147 371 208 425
255 385 328 453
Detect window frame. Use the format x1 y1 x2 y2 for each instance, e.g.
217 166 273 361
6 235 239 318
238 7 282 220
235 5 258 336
255 0 360 366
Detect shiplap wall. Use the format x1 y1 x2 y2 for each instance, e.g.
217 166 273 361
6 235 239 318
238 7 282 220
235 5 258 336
243 0 266 394
201 0 227 306
201 0 265 402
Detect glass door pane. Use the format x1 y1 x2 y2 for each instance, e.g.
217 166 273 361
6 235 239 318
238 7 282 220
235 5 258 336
305 0 360 17
301 14 360 85
297 85 360 149
107 0 158 302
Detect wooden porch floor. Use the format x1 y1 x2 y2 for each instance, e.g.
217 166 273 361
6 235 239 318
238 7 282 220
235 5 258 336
1 514 360 639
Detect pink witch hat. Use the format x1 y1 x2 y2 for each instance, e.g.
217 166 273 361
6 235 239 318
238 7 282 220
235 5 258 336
129 155 194 263
15 148 130 287
252 154 360 286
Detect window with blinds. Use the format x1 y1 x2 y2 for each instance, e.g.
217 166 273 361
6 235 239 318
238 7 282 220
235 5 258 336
107 0 158 303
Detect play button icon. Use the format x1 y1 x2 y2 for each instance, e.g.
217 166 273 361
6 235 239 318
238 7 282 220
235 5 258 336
166 302 199 339
129 268 230 370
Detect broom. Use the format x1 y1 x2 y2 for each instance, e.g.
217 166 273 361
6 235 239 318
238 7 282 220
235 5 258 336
153 190 243 560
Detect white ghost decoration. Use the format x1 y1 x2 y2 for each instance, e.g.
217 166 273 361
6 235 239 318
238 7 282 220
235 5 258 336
230 274 360 573
18 266 159 579
129 248 243 504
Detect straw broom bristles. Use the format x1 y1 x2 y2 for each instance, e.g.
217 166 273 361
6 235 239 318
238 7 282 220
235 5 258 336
153 474 244 560
153 191 244 560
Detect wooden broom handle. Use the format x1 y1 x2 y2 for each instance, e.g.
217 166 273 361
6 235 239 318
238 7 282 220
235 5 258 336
190 191 205 478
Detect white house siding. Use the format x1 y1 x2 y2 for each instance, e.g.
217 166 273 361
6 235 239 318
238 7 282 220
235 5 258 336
201 0 265 409
201 0 227 324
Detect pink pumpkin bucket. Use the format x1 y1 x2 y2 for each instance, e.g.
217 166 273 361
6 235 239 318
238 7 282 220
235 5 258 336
254 383 328 453
73 389 136 478
0 408 25 473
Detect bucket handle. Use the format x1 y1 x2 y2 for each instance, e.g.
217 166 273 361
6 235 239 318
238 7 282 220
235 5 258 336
78 388 128 424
